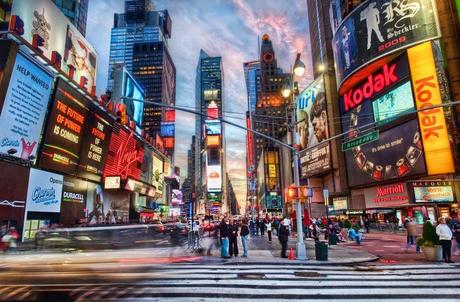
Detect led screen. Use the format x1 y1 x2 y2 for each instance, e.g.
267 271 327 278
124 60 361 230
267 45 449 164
124 74 144 134
372 81 415 125
161 123 175 137
205 121 221 135
207 165 222 192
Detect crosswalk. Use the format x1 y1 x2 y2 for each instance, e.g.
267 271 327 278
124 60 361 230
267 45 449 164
1 263 460 301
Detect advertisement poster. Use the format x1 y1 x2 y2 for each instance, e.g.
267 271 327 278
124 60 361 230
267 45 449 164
152 154 164 195
372 81 415 125
86 184 129 224
62 176 87 203
78 104 112 180
39 79 89 174
123 73 144 134
296 77 331 177
333 0 440 85
207 165 222 192
408 181 455 203
103 125 144 180
205 120 221 135
0 53 53 162
344 118 426 187
25 168 63 213
11 0 97 93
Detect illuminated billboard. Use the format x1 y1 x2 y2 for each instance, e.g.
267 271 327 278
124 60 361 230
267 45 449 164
164 137 174 149
161 123 174 137
372 81 415 125
207 165 222 192
408 180 455 203
0 52 53 162
152 154 164 195
11 0 98 94
407 42 454 175
296 77 331 177
332 0 441 85
39 79 89 174
206 135 220 147
205 120 221 135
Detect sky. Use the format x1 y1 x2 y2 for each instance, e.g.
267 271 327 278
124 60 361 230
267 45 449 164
86 0 313 209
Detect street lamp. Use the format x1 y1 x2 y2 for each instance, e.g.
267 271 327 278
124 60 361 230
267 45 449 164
283 53 307 260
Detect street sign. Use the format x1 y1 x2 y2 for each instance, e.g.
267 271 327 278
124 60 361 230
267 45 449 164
342 130 379 151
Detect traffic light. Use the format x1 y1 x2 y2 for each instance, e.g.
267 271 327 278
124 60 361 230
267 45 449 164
116 103 127 125
286 184 298 203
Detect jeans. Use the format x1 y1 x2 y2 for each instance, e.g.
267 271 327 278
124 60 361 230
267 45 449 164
440 240 452 261
267 230 272 241
241 235 248 257
221 237 229 257
407 235 415 245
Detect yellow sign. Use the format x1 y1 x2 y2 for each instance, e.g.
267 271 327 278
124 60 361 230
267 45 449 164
268 164 277 178
407 42 454 175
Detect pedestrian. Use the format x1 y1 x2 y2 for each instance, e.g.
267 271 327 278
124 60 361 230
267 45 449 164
406 218 416 246
436 217 454 263
265 219 272 242
228 218 239 257
273 218 279 236
240 219 250 257
452 214 460 256
219 217 230 258
278 218 290 258
206 223 219 256
1 227 18 253
255 218 260 236
259 218 265 236
364 218 370 233
249 219 255 236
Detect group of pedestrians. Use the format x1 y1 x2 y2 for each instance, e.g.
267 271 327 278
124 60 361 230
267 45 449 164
219 216 249 258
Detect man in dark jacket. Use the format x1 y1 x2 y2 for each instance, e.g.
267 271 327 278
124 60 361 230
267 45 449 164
278 218 290 258
219 217 230 258
228 218 239 257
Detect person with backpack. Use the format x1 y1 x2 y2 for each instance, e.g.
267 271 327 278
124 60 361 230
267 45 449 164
240 219 250 257
278 218 290 258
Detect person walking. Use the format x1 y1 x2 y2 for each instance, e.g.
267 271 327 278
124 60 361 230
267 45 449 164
406 218 417 246
259 218 265 236
278 218 290 258
364 218 370 233
452 215 460 256
265 219 272 242
228 218 239 257
219 217 230 258
436 217 454 263
249 219 255 236
240 219 250 257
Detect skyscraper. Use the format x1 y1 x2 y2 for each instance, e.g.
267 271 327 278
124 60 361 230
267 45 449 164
51 0 88 36
107 0 174 144
195 50 226 215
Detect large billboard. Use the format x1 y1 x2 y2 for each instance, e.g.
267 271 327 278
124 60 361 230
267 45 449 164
152 154 164 195
39 79 89 174
296 77 331 177
123 72 144 134
344 119 426 187
0 53 54 162
25 168 63 213
333 0 441 85
11 0 97 94
408 180 455 203
207 165 222 192
407 42 454 175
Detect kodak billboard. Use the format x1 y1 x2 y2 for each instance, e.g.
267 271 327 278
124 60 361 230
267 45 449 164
407 42 454 175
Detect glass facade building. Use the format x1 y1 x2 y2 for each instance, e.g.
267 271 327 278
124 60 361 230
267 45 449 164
51 0 88 36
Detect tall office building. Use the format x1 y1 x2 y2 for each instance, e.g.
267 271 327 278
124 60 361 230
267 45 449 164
252 34 290 214
195 50 226 215
107 0 174 146
51 0 88 36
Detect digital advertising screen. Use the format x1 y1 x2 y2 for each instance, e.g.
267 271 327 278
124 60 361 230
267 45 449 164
372 81 415 125
205 120 221 135
207 165 222 193
408 181 455 203
296 77 331 177
39 79 89 174
0 52 54 162
62 176 87 203
123 73 144 134
78 104 112 181
161 123 175 137
332 0 440 85
152 154 164 195
206 135 220 147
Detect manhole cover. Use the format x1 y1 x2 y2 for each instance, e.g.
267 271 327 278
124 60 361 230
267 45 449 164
294 271 322 277
237 273 266 279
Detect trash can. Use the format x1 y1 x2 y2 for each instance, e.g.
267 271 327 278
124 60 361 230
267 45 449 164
315 240 328 261
328 233 338 245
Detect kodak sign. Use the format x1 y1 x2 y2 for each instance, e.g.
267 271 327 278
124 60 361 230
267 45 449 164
407 42 454 175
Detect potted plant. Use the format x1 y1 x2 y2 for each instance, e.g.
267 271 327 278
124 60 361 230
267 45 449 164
417 221 442 261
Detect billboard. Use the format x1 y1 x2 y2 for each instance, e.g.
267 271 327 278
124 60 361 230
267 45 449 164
0 53 54 162
205 120 221 135
332 0 441 85
77 105 112 181
103 125 144 180
25 168 63 213
372 81 415 125
152 154 164 195
62 176 87 203
207 165 222 192
206 135 220 147
161 123 174 137
363 182 410 208
171 189 183 205
39 79 89 174
407 42 454 175
408 180 455 203
296 77 331 177
11 0 98 94
344 118 426 187
123 72 144 134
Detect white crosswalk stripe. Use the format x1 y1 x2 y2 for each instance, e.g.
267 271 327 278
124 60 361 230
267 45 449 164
1 263 460 301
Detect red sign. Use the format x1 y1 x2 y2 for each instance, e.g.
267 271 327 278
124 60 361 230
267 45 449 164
364 183 409 208
164 110 175 123
104 125 143 180
207 107 218 119
246 116 254 168
164 137 174 149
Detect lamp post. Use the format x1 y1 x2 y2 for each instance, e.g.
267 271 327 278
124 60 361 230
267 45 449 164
282 53 307 260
